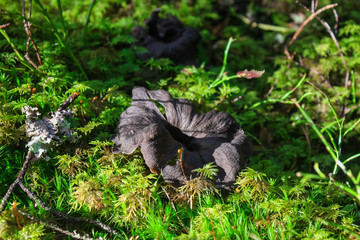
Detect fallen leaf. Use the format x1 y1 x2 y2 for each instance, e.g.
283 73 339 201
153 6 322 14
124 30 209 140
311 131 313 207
237 69 265 79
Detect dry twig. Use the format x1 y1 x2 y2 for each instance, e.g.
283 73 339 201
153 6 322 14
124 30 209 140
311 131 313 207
18 181 119 236
298 1 350 114
0 151 35 211
21 0 43 67
0 10 10 30
301 125 312 172
316 15 349 88
294 1 348 87
332 8 339 34
288 3 338 46
162 187 188 233
17 209 96 240
264 78 278 99
0 23 10 29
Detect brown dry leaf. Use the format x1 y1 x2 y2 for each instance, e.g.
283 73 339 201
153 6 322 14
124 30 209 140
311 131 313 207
237 69 265 79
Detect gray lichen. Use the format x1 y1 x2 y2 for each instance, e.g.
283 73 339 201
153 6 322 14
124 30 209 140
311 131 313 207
22 106 77 160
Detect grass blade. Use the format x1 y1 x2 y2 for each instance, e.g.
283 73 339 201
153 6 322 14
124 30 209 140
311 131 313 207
291 98 337 162
34 0 88 80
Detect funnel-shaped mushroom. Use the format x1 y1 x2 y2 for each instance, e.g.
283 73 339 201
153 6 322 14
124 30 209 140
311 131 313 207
112 87 251 188
131 9 201 65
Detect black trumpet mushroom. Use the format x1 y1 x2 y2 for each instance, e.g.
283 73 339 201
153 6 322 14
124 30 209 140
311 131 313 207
112 87 252 189
131 9 201 66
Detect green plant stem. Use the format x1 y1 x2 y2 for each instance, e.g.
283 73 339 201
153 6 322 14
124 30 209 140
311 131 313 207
292 99 360 201
56 0 67 39
0 29 34 71
344 118 360 136
306 81 340 126
312 164 360 205
291 99 337 161
218 37 234 80
344 153 360 164
251 76 309 109
314 163 326 178
210 37 235 88
84 0 96 39
211 75 238 88
250 98 293 109
318 218 360 239
0 66 26 72
281 75 307 100
238 14 295 33
34 0 88 80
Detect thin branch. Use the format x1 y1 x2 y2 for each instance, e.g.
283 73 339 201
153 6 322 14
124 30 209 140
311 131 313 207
288 3 338 46
162 187 188 233
24 54 41 71
58 92 79 111
264 78 278 99
332 8 339 34
297 2 349 89
18 181 120 236
302 125 312 172
17 209 96 240
0 23 10 29
344 104 360 116
0 151 35 212
316 16 349 88
22 0 43 66
311 0 317 13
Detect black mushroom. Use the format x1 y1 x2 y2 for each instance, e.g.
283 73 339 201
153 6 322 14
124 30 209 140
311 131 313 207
112 87 252 188
131 9 201 66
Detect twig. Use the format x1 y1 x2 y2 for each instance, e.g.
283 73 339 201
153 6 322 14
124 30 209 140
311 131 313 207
316 16 349 89
297 2 349 89
238 14 294 33
302 125 312 172
306 81 331 102
344 104 360 116
298 2 349 112
0 23 10 29
288 3 338 46
162 187 188 233
17 209 96 240
332 8 339 34
24 54 41 71
58 92 79 111
209 221 217 240
264 78 278 99
22 0 43 66
311 0 318 13
18 181 120 236
0 151 35 212
315 8 348 115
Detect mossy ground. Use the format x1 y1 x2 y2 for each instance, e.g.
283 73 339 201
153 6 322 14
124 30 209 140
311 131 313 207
0 0 360 239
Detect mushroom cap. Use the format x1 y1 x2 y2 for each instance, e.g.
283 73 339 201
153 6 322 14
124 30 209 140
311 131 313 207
112 87 252 188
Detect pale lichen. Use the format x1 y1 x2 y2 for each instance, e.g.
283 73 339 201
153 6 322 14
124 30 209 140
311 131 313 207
22 106 77 160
